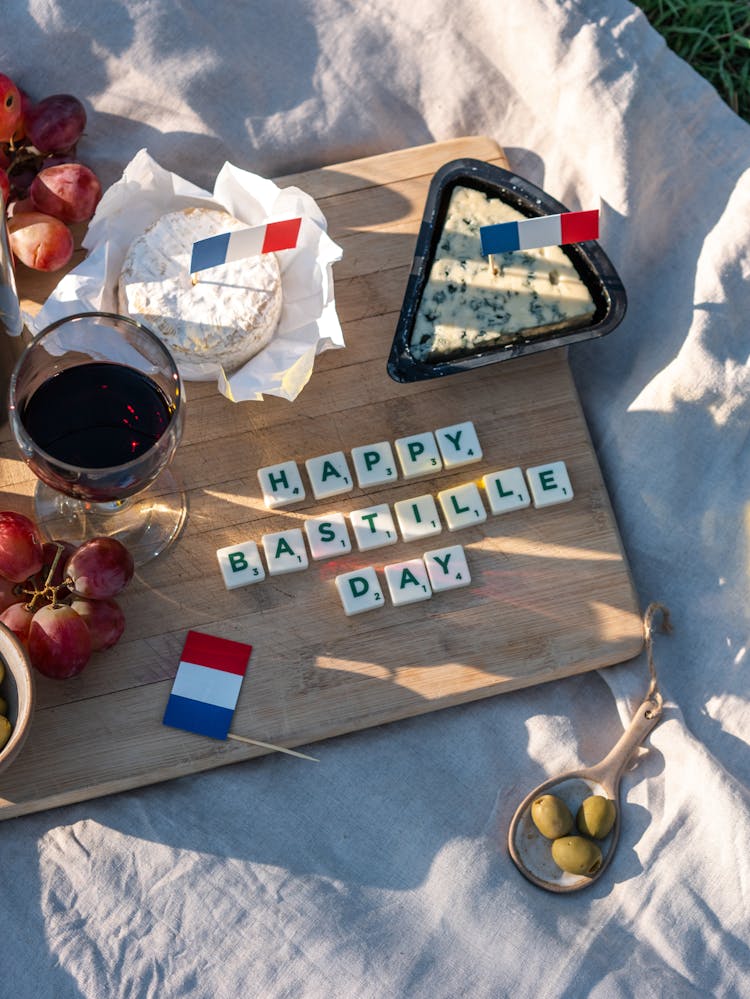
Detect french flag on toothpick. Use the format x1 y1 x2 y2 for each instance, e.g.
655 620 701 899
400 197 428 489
162 630 252 740
480 209 599 256
189 216 303 275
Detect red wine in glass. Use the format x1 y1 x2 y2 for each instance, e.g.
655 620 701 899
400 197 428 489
21 361 173 500
9 312 186 564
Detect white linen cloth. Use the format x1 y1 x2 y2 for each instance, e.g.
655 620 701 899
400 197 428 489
2 1 749 995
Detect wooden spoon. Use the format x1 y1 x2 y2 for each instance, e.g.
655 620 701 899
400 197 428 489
508 691 663 892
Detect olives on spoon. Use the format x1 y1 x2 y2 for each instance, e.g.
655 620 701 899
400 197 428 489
508 693 663 892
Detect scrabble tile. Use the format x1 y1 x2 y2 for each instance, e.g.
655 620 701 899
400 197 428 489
393 494 442 543
437 482 487 531
335 567 385 615
526 461 574 508
305 450 354 500
435 421 483 469
216 541 266 589
304 513 352 560
394 431 442 479
257 460 306 508
349 504 398 552
423 544 471 592
351 441 398 488
482 467 531 515
261 528 309 575
384 559 433 606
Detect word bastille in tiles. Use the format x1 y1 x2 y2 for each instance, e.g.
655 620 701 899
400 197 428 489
216 422 573 616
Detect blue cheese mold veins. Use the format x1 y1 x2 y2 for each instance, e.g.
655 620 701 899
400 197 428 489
409 186 596 361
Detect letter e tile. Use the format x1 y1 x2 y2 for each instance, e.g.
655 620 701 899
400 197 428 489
526 461 574 508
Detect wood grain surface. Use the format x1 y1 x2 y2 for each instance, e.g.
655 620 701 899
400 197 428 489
0 136 643 820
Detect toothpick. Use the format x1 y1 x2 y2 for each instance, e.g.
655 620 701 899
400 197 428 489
227 731 319 761
488 253 499 276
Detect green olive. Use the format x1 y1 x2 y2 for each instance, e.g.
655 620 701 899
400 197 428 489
0 715 11 752
530 793 574 839
551 836 603 876
577 795 616 839
0 696 6 716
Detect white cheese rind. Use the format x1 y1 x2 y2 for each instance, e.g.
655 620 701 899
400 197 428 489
410 187 596 361
119 207 283 374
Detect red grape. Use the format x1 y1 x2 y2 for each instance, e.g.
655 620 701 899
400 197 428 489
24 94 86 154
30 162 102 223
71 596 125 651
0 73 22 143
28 603 91 678
0 511 44 582
7 211 74 271
0 167 9 206
0 601 34 643
65 537 135 599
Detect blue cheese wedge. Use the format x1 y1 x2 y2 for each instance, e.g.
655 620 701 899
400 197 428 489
119 206 283 376
410 186 595 361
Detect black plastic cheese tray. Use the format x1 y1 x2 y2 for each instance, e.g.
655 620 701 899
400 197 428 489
387 158 627 383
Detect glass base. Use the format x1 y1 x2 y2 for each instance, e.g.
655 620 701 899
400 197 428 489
33 468 188 567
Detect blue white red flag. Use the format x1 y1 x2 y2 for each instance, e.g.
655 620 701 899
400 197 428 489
162 630 252 740
480 209 599 256
189 217 302 275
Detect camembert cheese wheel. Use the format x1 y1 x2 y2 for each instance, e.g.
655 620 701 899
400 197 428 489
119 206 283 374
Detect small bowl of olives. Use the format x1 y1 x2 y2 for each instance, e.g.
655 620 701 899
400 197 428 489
0 621 35 776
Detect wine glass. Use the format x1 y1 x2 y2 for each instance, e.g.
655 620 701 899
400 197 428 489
8 311 187 566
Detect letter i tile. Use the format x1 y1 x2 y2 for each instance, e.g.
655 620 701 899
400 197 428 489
393 494 442 542
216 541 266 589
305 450 354 500
335 567 385 615
261 528 309 574
384 559 432 606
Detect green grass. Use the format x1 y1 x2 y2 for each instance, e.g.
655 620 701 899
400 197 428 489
635 1 750 121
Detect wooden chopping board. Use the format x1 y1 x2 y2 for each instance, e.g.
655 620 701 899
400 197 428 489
0 136 643 820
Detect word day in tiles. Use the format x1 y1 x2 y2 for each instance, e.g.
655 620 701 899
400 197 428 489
215 421 573 616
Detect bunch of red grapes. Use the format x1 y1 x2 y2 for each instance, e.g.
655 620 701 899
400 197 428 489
0 71 102 272
0 511 134 679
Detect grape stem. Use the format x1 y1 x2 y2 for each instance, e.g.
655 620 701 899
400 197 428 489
21 542 72 610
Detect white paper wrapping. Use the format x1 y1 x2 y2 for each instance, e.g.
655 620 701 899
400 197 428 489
28 149 345 402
